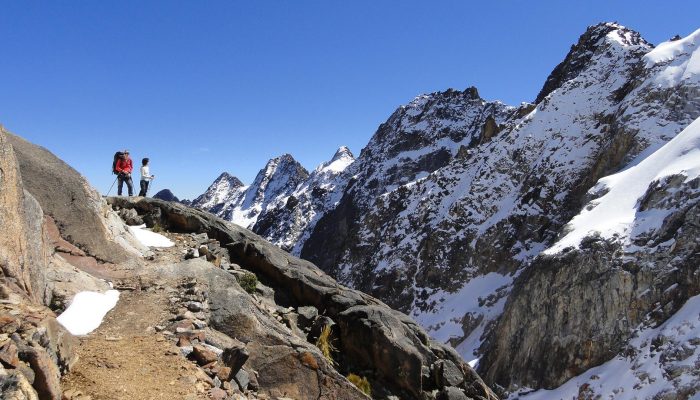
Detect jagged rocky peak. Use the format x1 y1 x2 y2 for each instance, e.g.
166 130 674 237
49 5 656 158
153 189 180 202
246 153 309 201
348 86 516 201
369 86 495 157
315 145 355 174
214 171 244 188
535 22 652 103
190 171 245 210
331 145 353 163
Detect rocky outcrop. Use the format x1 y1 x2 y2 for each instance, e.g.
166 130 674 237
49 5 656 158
6 131 145 264
152 259 367 400
0 133 46 303
0 127 80 399
108 196 497 400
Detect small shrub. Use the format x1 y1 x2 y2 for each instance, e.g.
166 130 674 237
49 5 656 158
347 373 371 397
315 324 337 366
236 273 258 294
151 223 164 233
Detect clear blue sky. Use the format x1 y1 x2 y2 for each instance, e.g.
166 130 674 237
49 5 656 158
1 1 698 199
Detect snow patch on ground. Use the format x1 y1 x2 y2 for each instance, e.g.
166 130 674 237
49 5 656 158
513 294 700 400
57 290 120 335
128 224 175 247
546 116 700 254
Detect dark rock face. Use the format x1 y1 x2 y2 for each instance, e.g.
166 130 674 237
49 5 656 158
481 174 700 391
153 189 180 202
120 253 366 399
108 196 497 400
6 131 133 263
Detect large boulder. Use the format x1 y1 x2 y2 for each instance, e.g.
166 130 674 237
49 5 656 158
0 128 48 303
6 129 145 263
0 127 93 399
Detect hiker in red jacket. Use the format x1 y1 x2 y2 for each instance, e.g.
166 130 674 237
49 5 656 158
115 150 134 196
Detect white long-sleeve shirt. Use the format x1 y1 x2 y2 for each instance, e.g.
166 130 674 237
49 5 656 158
140 165 154 181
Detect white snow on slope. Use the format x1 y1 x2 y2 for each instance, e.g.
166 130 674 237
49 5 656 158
57 290 120 335
546 116 700 254
128 224 174 247
412 272 513 363
645 28 700 87
513 294 700 400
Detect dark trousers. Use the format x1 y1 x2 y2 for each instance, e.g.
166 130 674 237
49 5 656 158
118 174 133 196
138 180 150 197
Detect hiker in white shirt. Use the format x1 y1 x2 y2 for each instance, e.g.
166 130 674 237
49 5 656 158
138 158 155 197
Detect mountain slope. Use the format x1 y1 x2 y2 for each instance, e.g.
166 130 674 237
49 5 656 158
302 22 676 354
481 38 700 389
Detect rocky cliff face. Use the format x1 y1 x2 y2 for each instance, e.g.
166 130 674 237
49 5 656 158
7 132 146 264
0 126 133 400
481 115 700 397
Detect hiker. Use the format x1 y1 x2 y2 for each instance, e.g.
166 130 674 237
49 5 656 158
115 150 134 196
138 157 155 196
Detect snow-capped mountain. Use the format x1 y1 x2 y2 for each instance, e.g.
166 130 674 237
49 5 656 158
192 155 308 229
253 146 354 253
190 172 244 212
191 150 353 253
194 23 700 398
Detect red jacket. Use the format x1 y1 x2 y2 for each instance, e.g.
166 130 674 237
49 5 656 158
116 157 133 174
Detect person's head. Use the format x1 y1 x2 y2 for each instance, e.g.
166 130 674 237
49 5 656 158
123 150 130 159
142 158 149 166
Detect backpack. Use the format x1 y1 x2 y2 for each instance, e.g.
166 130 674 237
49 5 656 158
112 151 124 174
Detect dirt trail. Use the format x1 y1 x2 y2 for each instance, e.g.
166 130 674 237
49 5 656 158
61 236 210 400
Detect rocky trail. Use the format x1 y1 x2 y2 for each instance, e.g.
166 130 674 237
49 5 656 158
60 233 219 400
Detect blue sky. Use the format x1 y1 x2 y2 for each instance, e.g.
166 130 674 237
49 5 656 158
1 1 699 199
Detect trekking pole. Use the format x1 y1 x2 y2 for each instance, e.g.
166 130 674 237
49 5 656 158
106 176 118 196
145 177 154 197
